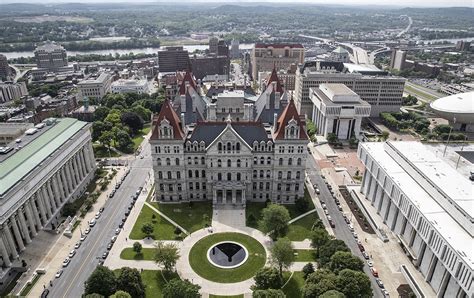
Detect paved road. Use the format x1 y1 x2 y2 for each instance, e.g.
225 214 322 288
48 142 152 297
305 153 383 298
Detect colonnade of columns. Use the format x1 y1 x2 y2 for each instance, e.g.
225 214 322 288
212 189 246 205
0 144 96 267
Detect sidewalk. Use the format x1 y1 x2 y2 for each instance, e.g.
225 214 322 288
144 202 190 235
26 166 128 297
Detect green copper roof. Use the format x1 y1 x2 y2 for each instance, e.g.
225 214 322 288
0 118 87 196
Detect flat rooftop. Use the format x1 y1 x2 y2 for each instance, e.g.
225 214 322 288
0 118 87 196
361 141 473 269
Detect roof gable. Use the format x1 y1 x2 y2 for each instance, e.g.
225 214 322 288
178 71 197 95
267 68 284 94
150 99 184 140
274 99 308 140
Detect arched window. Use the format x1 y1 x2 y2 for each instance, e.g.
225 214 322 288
167 171 172 179
195 170 199 178
187 157 191 165
287 171 292 179
218 159 222 167
194 157 198 165
166 158 171 166
297 158 302 166
202 170 206 178
227 159 232 167
218 173 222 181
288 158 293 166
237 159 241 167
278 171 282 179
177 171 181 179
227 142 232 152
158 171 163 179
266 170 271 178
260 170 264 178
227 173 232 181
253 170 257 178
175 158 180 166
279 158 283 166
237 173 241 181
157 158 162 166
236 142 241 152
260 157 265 165
188 170 193 178
201 156 205 165
218 142 222 152
267 157 271 165
253 157 257 165
296 171 301 179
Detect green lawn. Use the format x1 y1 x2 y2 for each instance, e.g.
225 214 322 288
150 201 212 233
287 212 319 241
285 187 315 219
404 85 439 101
20 274 42 296
189 232 266 283
92 144 120 158
129 205 177 240
132 125 152 150
294 249 316 262
120 247 156 260
281 271 305 298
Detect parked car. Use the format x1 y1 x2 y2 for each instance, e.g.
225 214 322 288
98 260 104 266
334 198 340 204
328 219 335 228
74 242 81 249
111 236 117 243
80 234 87 241
107 243 113 250
376 279 384 288
102 251 109 259
89 219 96 227
99 207 105 213
358 243 365 252
338 205 343 211
352 232 359 239
362 251 370 260
367 260 374 267
55 270 63 278
370 267 379 277
321 203 327 209
118 222 124 229
95 212 101 219
324 209 329 215
381 289 390 297
315 188 320 194
62 258 70 267
68 250 76 258
125 210 130 216
321 175 325 179
115 228 121 235
109 192 114 198
348 224 354 232
84 228 90 235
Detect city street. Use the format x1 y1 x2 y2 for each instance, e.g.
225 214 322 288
47 141 153 298
305 152 383 298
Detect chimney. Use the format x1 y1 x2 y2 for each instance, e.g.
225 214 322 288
273 113 278 132
180 112 186 134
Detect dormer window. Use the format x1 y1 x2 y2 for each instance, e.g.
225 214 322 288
284 118 299 139
159 118 174 139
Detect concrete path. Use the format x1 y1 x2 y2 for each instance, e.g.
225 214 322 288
292 240 313 250
290 262 317 271
288 208 317 224
144 202 190 235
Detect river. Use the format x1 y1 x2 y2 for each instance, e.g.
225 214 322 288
0 44 255 60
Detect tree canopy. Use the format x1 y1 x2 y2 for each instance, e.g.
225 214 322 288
162 278 200 298
252 267 283 291
116 267 145 298
84 266 116 297
259 204 291 239
270 237 295 276
154 241 180 272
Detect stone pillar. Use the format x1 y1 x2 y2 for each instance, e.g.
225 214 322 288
11 218 25 251
74 154 84 181
51 177 62 205
29 199 43 230
25 203 38 236
41 186 53 218
18 211 32 244
64 164 74 194
213 189 217 205
75 153 85 180
3 225 18 258
79 149 89 175
223 190 227 204
87 142 96 170
46 181 58 211
35 193 48 225
242 189 246 206
55 174 66 202
232 190 236 204
0 237 12 267
60 168 71 196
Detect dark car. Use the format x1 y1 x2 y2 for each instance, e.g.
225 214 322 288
102 251 109 259
358 243 365 252
99 207 104 213
125 210 130 216
128 204 133 211
107 243 113 250
118 222 124 228
328 219 335 228
376 279 384 288
41 289 50 298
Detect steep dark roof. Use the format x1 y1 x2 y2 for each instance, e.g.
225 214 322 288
150 99 184 140
189 122 270 146
267 68 284 93
178 71 197 95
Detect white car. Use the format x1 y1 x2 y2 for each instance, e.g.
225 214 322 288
115 228 121 235
89 219 96 227
68 250 76 258
62 258 70 267
95 212 101 219
352 232 359 239
84 228 90 235
315 188 320 194
367 260 374 267
55 269 63 278
324 209 329 215
321 203 327 209
74 242 81 249
80 234 87 241
111 236 117 243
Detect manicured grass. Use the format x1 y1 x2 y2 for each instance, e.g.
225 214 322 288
129 205 177 240
150 201 212 233
287 212 319 241
142 270 179 298
132 125 152 150
281 271 305 298
294 249 316 262
189 232 266 283
209 295 244 298
285 187 316 219
93 144 120 158
404 85 439 101
120 247 156 260
20 273 42 296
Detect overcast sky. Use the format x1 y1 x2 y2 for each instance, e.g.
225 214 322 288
0 0 471 7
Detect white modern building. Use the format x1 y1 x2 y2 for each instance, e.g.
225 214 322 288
0 118 96 269
111 78 149 94
310 84 371 140
430 91 474 132
77 73 112 101
358 141 473 298
330 47 350 63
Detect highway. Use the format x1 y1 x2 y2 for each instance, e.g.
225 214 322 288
305 153 383 298
48 142 152 298
397 16 413 38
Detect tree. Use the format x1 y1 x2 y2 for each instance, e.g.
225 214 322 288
319 290 345 298
381 131 390 141
433 124 452 135
252 267 283 290
270 238 295 276
94 106 111 122
141 223 154 237
295 197 309 213
329 251 364 273
318 239 349 266
84 266 116 297
116 267 145 298
98 131 114 150
154 241 180 272
105 110 122 126
162 278 200 298
327 133 337 144
310 228 330 257
92 121 112 142
303 269 337 297
110 291 132 298
116 129 134 153
302 263 315 280
121 112 144 135
253 289 286 297
306 119 317 138
259 204 291 239
133 242 142 255
335 269 372 298
84 294 104 298
131 105 152 123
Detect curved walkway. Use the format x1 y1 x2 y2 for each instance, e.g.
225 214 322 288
176 218 273 296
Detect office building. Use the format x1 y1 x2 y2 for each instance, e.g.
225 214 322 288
251 43 305 80
310 84 371 140
0 118 96 270
158 46 190 73
209 37 219 54
330 47 350 63
0 123 33 145
150 98 308 205
294 66 405 117
456 40 471 52
0 82 28 103
390 50 407 71
111 78 149 94
190 55 230 80
34 42 68 70
0 54 11 82
77 73 112 101
231 39 240 59
358 141 473 298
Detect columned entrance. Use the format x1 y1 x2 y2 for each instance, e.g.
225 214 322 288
213 187 246 206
